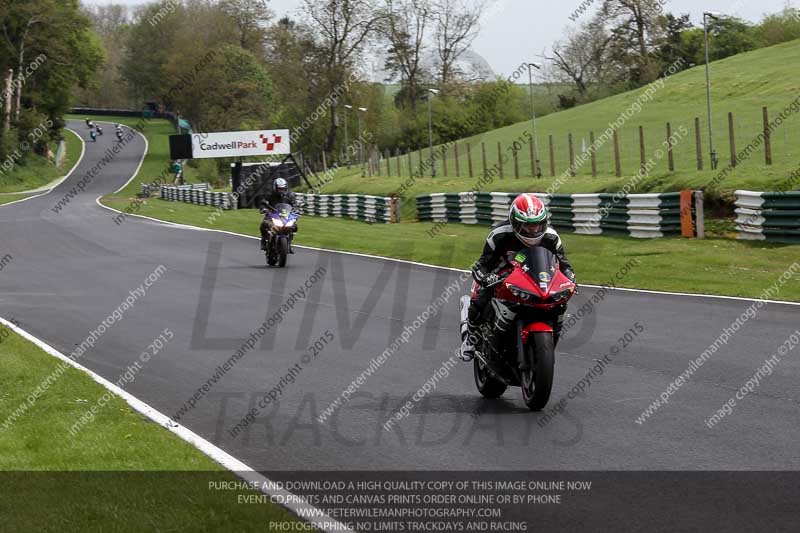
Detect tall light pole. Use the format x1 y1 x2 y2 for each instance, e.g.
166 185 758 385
343 104 352 168
427 88 439 177
357 107 367 177
704 11 721 170
527 62 542 178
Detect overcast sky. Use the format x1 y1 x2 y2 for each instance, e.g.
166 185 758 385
84 0 796 76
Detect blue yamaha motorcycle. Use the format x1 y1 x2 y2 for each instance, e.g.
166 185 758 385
262 203 300 267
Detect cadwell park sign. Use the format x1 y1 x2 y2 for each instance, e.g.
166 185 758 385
190 129 291 159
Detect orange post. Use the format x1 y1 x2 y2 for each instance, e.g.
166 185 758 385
680 190 694 238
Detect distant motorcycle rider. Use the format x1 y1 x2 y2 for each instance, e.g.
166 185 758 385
260 177 298 254
460 193 576 362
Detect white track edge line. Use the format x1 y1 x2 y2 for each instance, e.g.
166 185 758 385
0 127 86 208
0 321 352 533
95 198 800 307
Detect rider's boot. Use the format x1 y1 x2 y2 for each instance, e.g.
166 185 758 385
260 238 268 252
459 320 480 362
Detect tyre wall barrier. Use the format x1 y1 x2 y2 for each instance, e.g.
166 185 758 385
416 191 696 238
160 184 236 210
735 190 800 244
295 193 399 224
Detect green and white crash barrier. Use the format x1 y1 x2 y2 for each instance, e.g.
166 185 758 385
295 193 400 224
417 191 693 238
160 184 236 210
735 190 800 244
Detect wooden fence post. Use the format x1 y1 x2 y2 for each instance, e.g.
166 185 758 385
639 126 646 175
454 143 461 177
514 144 520 179
396 148 401 177
763 106 773 165
667 122 675 172
481 142 488 178
549 135 556 177
613 130 621 177
529 138 537 178
467 143 473 178
568 133 576 177
694 117 703 170
442 145 448 176
408 149 413 177
728 112 737 168
497 142 504 179
589 131 597 177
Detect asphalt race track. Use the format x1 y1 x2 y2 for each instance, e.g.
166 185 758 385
2 119 799 477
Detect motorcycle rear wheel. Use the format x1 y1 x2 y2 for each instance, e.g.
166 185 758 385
521 331 554 411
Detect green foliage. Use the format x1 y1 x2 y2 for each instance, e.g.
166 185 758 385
755 8 800 48
0 0 102 162
707 17 757 60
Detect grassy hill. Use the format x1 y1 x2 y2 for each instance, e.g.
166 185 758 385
311 39 800 204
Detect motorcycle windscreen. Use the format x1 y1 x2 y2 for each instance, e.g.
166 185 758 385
272 202 292 219
517 246 558 293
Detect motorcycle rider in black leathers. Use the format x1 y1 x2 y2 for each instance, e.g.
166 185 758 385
460 193 576 362
260 177 298 254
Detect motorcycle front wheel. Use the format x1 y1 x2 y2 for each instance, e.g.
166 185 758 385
266 239 277 266
277 236 289 268
521 331 554 411
474 357 507 399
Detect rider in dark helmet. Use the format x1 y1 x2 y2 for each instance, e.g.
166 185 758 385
260 177 298 253
460 193 576 362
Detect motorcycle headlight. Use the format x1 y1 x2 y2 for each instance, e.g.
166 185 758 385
272 219 285 228
551 289 572 303
507 284 539 302
285 219 296 227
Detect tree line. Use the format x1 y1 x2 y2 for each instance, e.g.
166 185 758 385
4 0 800 178
549 1 800 107
0 0 102 167
74 0 541 175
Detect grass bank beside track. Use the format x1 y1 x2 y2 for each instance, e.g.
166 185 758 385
300 40 800 211
0 128 82 194
0 324 300 531
0 193 33 205
98 197 800 302
87 112 800 302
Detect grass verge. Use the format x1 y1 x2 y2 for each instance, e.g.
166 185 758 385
99 197 800 302
307 40 800 202
0 128 82 194
0 193 33 205
0 322 301 531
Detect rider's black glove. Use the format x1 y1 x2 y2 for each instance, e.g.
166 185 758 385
473 265 500 287
563 268 576 284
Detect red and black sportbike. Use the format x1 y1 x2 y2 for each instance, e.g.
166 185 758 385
459 246 576 411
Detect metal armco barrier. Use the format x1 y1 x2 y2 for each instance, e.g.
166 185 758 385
417 191 695 238
295 193 399 224
160 184 236 210
735 190 800 244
